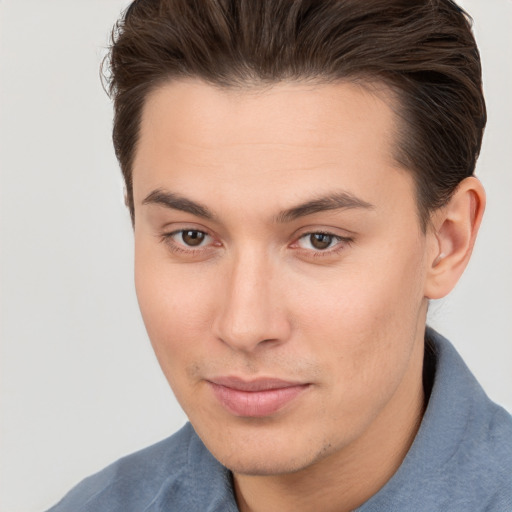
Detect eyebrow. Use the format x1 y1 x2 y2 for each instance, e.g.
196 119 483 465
143 189 215 220
274 192 374 223
142 188 374 223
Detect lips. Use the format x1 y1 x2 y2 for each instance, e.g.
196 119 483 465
207 377 310 417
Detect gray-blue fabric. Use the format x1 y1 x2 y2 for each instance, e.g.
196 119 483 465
47 329 512 511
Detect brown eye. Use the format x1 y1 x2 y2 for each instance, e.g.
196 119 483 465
295 231 351 255
181 230 206 246
309 233 334 250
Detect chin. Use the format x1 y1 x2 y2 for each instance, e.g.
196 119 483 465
197 422 335 477
217 450 317 476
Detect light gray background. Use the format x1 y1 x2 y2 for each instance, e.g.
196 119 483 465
1 1 511 511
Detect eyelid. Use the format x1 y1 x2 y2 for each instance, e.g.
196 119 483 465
291 225 354 241
297 232 341 247
158 222 215 240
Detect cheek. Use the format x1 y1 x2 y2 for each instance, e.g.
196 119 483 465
134 243 217 376
292 244 426 403
294 246 424 336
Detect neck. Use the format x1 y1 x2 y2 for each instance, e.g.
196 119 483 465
233 337 426 512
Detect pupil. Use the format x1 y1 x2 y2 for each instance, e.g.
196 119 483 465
311 233 332 250
182 231 205 246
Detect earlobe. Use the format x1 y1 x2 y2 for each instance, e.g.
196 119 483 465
424 177 486 300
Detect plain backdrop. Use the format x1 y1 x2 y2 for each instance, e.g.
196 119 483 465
1 1 511 511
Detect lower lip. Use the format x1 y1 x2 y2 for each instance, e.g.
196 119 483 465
208 382 309 417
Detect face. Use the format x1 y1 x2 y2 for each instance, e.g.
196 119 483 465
132 79 431 476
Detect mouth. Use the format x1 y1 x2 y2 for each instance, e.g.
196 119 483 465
207 377 311 417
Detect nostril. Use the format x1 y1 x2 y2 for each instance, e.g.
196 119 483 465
260 338 279 345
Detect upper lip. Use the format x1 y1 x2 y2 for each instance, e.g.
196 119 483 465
207 376 308 392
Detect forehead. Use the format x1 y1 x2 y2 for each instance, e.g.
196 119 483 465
136 79 397 161
132 79 414 218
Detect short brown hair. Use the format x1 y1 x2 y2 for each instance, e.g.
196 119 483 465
105 0 486 229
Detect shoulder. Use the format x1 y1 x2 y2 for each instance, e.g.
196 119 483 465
414 329 512 511
358 328 512 512
46 423 237 512
435 332 512 511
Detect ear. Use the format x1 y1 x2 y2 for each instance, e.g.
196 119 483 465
424 177 486 300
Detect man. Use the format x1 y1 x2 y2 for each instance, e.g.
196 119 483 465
48 0 512 510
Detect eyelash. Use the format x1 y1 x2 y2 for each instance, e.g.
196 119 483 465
159 229 354 259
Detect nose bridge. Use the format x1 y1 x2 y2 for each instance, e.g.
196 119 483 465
214 244 288 351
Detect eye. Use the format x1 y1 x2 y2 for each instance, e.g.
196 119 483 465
297 232 342 251
170 229 212 248
159 227 221 258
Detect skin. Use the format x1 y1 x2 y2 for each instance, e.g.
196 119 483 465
131 79 485 512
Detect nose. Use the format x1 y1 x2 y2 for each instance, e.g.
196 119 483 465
212 248 291 353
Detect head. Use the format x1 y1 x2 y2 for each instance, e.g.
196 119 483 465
105 0 486 479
